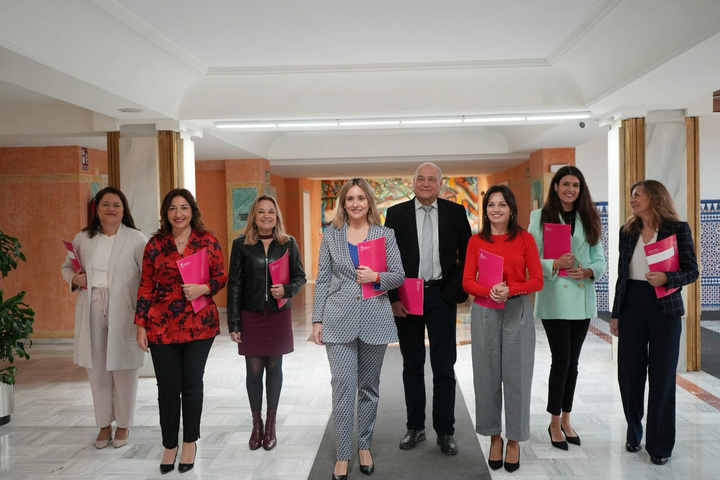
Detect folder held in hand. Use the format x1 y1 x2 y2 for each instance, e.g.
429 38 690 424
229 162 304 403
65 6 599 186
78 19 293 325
474 248 505 309
176 248 211 313
644 234 680 299
357 237 387 299
269 250 290 308
543 223 571 276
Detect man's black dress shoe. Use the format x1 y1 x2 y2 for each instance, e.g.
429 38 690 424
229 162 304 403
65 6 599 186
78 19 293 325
561 425 581 446
650 455 669 465
399 429 425 450
548 426 568 451
625 442 641 453
358 449 375 475
437 434 459 455
487 438 503 470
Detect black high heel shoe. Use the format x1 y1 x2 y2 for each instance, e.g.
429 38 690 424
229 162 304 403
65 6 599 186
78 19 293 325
332 460 350 480
504 443 520 473
561 425 581 446
159 447 178 475
358 448 375 475
548 425 568 450
178 442 197 474
488 438 503 470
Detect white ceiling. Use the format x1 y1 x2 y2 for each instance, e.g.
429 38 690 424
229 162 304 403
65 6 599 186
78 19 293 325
1 0 719 178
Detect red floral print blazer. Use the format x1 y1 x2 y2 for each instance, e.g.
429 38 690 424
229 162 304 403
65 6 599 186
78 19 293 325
135 230 227 344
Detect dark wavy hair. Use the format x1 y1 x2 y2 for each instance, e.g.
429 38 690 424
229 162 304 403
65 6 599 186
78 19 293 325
479 184 521 242
156 188 208 236
82 187 137 238
540 166 601 246
622 179 679 234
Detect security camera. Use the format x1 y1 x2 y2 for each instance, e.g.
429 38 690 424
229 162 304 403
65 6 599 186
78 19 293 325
579 121 586 128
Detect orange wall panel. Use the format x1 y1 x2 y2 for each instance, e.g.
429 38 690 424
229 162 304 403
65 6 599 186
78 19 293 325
1 146 106 338
196 169 228 308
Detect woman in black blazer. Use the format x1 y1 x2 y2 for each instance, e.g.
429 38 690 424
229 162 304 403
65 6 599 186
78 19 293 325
609 180 698 466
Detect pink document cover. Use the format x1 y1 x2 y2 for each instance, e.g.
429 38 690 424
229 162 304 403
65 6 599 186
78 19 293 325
543 223 572 276
269 250 290 308
474 249 505 309
398 278 424 315
176 248 211 313
644 234 680 299
357 236 387 299
62 238 86 289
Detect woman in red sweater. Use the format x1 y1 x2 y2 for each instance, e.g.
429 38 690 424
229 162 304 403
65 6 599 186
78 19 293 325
462 184 543 473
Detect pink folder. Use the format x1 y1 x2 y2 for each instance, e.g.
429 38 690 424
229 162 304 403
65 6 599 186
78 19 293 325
357 236 387 299
543 223 572 276
474 248 505 309
269 250 290 308
176 248 211 313
62 238 86 289
644 234 680 299
398 278 424 315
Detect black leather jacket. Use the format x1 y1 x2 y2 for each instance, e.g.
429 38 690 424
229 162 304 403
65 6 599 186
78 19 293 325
227 235 306 332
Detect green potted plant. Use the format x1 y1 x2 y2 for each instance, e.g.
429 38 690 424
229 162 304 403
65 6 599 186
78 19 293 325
0 231 35 426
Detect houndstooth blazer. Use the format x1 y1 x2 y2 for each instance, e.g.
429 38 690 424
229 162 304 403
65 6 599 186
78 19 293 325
312 224 405 345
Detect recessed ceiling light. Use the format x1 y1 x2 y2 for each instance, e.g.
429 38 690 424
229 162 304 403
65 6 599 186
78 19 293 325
118 107 145 113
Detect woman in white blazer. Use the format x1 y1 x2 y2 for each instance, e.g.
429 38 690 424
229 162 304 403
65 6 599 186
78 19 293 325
61 187 147 449
312 178 405 480
528 166 606 450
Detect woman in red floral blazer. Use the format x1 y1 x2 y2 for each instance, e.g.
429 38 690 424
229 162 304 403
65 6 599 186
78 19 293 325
135 188 226 475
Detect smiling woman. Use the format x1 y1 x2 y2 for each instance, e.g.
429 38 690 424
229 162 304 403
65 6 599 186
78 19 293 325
134 188 227 474
60 187 147 450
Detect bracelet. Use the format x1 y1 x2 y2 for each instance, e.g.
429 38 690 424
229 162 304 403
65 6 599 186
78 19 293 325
375 273 381 283
552 260 557 271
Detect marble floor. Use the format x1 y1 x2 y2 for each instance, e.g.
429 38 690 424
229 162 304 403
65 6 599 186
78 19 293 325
3 286 720 479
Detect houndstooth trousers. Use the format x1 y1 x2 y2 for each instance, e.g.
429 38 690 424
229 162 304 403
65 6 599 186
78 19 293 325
325 339 388 460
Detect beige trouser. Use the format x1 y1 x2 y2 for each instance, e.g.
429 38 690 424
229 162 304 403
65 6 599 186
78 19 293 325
86 287 140 428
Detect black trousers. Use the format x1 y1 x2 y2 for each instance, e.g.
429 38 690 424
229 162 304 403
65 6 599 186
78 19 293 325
395 285 457 435
149 337 215 449
618 280 681 458
541 318 590 415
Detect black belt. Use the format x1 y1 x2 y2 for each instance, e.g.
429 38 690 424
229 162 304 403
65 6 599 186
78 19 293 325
424 279 442 288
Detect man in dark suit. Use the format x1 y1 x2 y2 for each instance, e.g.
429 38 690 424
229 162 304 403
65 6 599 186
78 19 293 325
384 162 472 455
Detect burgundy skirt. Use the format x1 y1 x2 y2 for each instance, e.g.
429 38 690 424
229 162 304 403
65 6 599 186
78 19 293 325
237 308 294 356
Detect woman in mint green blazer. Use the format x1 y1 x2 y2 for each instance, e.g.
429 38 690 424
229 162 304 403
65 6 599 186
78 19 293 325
528 166 606 450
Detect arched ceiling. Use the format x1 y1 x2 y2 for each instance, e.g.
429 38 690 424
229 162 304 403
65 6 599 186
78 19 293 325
1 0 720 178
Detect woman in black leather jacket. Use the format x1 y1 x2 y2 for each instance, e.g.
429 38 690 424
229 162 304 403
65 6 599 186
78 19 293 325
227 195 306 451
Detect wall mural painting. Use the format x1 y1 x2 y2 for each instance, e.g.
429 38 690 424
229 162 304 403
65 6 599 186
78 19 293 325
322 177 479 233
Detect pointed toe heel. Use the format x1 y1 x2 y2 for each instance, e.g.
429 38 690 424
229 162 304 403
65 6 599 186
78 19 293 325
548 426 568 451
487 438 504 470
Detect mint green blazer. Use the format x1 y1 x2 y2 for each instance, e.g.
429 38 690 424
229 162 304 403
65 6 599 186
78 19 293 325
528 209 607 320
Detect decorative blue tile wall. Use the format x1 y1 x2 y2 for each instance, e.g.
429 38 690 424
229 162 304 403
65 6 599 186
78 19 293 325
701 200 720 311
595 202 609 312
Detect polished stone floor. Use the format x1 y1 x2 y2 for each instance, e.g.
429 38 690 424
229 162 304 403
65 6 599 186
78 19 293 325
2 286 720 479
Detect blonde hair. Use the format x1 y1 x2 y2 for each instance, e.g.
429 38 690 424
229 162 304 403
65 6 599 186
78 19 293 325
243 195 290 245
331 178 382 228
622 179 679 234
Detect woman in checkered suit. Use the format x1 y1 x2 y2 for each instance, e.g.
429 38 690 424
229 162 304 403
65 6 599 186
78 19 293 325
609 180 699 466
312 178 405 480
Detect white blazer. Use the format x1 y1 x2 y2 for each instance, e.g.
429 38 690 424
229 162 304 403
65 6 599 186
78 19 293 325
61 224 147 370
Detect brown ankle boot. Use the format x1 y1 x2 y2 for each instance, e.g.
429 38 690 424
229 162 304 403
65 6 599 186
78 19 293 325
263 409 277 450
249 411 263 450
